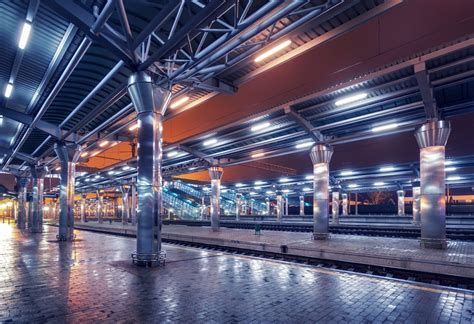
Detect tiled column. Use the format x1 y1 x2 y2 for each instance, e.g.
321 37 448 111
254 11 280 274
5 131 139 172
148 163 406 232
412 185 421 225
342 193 348 216
54 142 81 241
397 190 405 216
310 144 333 240
209 166 223 231
415 120 450 249
299 195 305 216
331 191 340 225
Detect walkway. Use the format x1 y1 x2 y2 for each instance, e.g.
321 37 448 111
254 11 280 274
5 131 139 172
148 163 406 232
73 221 474 279
1 224 473 323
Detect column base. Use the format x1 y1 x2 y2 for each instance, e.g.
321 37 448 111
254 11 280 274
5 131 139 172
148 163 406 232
131 250 166 267
210 228 221 232
420 238 447 249
313 232 330 240
56 233 76 241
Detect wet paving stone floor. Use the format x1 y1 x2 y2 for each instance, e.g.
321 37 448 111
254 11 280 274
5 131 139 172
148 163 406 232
0 223 473 323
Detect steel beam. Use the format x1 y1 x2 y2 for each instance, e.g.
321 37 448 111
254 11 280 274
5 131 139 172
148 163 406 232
284 106 325 142
415 62 438 119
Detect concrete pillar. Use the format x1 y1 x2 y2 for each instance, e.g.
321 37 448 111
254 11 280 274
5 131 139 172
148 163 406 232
276 194 283 221
80 193 87 223
342 193 348 216
412 186 421 225
120 185 130 225
299 195 305 216
128 71 170 265
235 193 241 221
265 197 270 215
209 166 223 231
15 177 28 230
54 142 81 241
131 181 137 226
310 144 333 240
331 191 340 225
415 120 450 249
397 190 405 216
96 190 104 223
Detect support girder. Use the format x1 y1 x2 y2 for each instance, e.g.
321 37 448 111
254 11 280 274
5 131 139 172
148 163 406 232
284 106 326 142
0 147 35 164
0 106 78 141
414 62 438 119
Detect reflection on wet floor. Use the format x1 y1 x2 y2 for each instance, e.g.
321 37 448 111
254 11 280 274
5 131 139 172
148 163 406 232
0 224 472 323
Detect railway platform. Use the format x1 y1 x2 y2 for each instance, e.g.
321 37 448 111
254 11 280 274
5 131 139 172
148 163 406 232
67 221 474 281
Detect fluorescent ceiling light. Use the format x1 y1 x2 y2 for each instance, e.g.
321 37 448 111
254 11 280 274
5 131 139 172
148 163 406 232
251 152 265 158
167 150 179 157
255 40 291 62
250 192 258 195
447 176 461 181
372 123 398 133
122 166 131 171
295 141 314 149
348 184 358 188
379 166 395 172
55 167 60 171
107 171 115 175
303 187 311 192
282 189 290 193
4 83 13 98
99 141 109 147
250 121 271 132
340 170 353 176
445 167 457 172
265 191 274 195
373 182 385 186
18 22 32 49
254 186 262 190
203 138 218 146
279 177 290 183
170 96 189 109
335 92 367 106
94 175 101 179
81 152 88 158
188 167 197 171
445 160 455 165
254 181 265 185
305 175 313 180
235 183 245 187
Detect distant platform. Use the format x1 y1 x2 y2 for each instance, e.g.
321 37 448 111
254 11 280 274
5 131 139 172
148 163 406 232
69 221 474 279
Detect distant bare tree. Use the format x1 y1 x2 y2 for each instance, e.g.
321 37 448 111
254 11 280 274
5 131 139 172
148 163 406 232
366 191 395 205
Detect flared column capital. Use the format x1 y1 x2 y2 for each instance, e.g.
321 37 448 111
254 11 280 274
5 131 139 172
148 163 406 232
310 144 333 165
415 119 450 148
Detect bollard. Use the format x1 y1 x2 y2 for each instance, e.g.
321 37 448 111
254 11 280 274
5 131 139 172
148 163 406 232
255 223 261 235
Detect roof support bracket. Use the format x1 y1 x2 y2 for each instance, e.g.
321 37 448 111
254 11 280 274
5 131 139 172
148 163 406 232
284 106 326 142
414 62 438 119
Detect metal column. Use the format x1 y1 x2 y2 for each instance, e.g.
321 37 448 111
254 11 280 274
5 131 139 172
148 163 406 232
235 193 241 221
415 120 450 249
310 144 333 240
355 192 358 215
299 195 305 216
331 191 340 225
15 177 28 230
276 194 283 221
265 197 270 215
120 185 130 225
412 186 421 225
80 193 87 223
131 181 137 225
54 142 80 241
209 166 223 231
397 190 405 216
96 190 104 223
342 193 348 216
30 165 45 233
285 196 289 216
128 71 170 265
